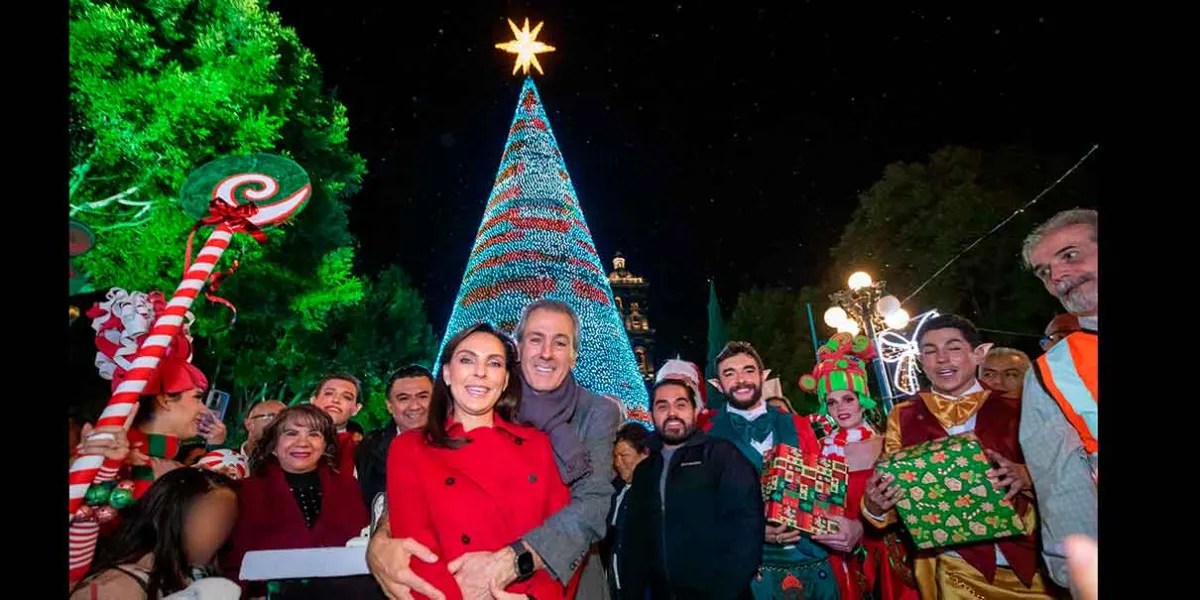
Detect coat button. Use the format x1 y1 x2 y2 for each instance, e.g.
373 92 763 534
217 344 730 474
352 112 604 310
445 477 455 485
528 474 538 483
514 438 524 446
461 534 471 544
818 569 827 579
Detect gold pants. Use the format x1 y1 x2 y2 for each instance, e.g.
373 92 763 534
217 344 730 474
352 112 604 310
914 554 1056 600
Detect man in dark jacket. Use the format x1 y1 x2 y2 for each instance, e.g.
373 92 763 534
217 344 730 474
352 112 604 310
618 379 764 599
355 364 434 509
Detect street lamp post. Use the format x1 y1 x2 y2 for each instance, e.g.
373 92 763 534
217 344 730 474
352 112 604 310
823 271 910 416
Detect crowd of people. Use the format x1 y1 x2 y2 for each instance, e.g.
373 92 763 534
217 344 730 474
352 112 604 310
67 208 1097 599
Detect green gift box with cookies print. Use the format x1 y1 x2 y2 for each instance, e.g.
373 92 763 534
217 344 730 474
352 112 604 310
874 433 1025 550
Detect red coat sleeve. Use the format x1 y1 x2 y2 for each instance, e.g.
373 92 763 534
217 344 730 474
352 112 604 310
792 414 821 456
386 432 461 600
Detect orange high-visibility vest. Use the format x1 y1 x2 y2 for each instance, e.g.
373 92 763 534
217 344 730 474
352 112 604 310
1034 330 1098 454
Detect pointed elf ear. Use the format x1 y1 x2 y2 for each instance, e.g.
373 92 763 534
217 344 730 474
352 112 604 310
763 369 772 380
973 342 995 362
707 378 721 391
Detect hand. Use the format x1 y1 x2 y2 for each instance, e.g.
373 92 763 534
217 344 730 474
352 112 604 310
765 523 801 546
198 410 228 446
985 449 1029 501
1065 535 1097 600
75 403 142 463
864 471 903 515
365 520 444 600
811 516 864 553
448 549 516 600
487 579 528 600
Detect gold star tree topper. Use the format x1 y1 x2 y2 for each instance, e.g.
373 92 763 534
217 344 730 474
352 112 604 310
495 18 556 75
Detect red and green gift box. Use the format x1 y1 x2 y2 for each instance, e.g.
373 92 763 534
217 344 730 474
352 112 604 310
873 434 1026 550
761 444 848 536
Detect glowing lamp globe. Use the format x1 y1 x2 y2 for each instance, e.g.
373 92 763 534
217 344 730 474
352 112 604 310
875 294 901 318
836 320 862 336
824 306 849 328
884 308 911 330
848 271 873 291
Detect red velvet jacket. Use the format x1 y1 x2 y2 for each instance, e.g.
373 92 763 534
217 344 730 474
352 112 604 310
388 419 575 600
338 431 359 478
898 392 1040 586
221 461 368 596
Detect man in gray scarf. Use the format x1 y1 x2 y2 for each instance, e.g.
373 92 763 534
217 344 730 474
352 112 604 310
367 299 622 600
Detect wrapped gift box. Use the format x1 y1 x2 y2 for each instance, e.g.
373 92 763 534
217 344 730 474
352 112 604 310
874 433 1025 550
761 444 848 535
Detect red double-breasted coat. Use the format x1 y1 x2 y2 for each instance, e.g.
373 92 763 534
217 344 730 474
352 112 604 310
221 461 368 596
388 418 574 600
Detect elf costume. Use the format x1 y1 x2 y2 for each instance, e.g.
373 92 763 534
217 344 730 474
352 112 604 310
701 351 838 600
72 290 209 541
863 350 1054 599
799 334 918 600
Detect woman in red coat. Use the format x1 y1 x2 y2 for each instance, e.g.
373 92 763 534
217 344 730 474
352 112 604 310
388 323 574 600
221 404 368 597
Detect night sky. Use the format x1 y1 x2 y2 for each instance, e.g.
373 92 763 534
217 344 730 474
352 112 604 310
274 1 1100 361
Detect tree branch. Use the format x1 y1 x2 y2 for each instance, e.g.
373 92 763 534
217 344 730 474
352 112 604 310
69 185 143 216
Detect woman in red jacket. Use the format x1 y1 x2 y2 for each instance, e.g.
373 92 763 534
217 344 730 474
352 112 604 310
221 404 368 597
388 323 574 600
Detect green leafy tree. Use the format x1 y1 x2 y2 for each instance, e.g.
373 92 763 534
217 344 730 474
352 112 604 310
69 1 437 432
827 145 1093 353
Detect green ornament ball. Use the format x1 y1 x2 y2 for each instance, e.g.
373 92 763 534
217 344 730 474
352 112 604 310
108 487 135 510
84 484 112 507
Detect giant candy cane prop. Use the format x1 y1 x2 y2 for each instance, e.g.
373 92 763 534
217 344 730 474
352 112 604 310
68 155 310 582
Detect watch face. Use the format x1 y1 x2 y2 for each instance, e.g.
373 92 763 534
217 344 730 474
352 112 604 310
518 551 535 576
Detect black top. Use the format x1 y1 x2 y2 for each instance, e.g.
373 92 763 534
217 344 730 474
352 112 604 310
355 426 400 510
617 431 765 600
283 470 322 528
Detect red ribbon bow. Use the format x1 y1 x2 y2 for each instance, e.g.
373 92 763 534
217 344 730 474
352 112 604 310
182 199 268 330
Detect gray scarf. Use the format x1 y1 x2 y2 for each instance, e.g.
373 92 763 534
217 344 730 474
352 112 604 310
518 372 592 485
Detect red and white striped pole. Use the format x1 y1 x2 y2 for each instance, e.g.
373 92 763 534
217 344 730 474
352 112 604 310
67 223 234 581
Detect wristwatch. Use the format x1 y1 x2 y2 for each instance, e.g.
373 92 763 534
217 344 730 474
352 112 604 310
508 541 536 582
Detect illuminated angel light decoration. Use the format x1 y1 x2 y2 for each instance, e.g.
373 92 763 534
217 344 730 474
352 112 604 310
876 309 940 396
495 18 556 75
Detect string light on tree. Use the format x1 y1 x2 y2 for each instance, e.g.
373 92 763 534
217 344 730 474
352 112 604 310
437 21 651 424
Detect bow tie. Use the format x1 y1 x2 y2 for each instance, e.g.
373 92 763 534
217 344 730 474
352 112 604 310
920 391 989 431
729 413 774 444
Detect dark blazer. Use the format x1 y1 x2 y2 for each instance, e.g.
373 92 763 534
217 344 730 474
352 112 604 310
221 462 369 598
601 477 633 597
617 431 764 600
356 425 400 509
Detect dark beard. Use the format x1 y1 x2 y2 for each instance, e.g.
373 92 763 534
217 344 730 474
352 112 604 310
725 384 762 410
658 419 696 445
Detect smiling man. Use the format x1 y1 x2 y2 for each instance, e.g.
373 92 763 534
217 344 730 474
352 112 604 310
1018 208 1098 593
862 314 1052 599
356 364 434 509
617 379 763 599
309 373 364 478
702 341 837 600
366 299 622 600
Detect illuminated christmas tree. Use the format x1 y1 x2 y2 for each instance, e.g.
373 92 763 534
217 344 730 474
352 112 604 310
439 21 650 423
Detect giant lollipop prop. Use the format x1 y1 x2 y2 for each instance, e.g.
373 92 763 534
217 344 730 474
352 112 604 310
67 154 310 582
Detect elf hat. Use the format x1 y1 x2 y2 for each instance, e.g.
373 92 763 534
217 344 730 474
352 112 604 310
798 332 878 413
655 357 706 410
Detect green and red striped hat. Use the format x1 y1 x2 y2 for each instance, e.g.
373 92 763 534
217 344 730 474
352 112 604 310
798 332 878 413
